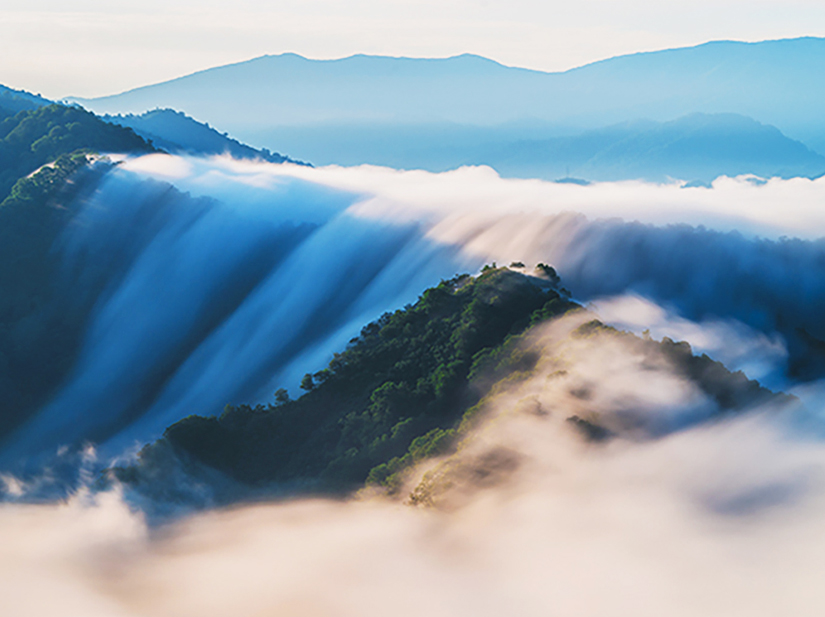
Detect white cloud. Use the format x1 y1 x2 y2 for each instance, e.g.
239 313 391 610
591 294 788 381
163 157 825 240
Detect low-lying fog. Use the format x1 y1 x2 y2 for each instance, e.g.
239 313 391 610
4 312 825 616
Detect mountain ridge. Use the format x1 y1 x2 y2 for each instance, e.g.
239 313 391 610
0 84 53 116
68 36 825 101
243 112 825 182
113 266 791 510
67 36 825 176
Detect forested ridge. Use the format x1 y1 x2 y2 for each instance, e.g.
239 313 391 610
0 84 50 116
122 266 786 499
0 104 152 201
124 267 576 492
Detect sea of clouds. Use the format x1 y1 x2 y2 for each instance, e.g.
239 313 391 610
2 156 824 615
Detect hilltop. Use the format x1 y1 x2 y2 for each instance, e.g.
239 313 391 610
117 266 788 508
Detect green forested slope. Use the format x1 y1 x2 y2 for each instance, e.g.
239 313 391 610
123 266 785 500
129 267 576 492
0 104 151 201
0 84 50 117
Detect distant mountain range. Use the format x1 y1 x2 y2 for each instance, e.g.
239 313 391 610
9 82 817 182
71 38 825 151
482 113 825 183
245 112 825 183
0 37 821 182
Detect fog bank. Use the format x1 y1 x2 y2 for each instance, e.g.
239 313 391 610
3 315 824 616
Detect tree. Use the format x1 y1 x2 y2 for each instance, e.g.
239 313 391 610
535 263 561 285
300 373 315 391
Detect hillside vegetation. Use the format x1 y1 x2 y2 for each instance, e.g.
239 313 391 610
124 267 575 491
122 266 785 501
0 84 50 116
0 104 151 201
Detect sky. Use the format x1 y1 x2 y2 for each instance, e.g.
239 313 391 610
2 0 825 99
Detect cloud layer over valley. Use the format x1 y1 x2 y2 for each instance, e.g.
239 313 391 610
1 154 824 614
4 155 825 471
3 314 825 617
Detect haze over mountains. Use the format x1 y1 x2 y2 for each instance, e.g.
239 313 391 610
291 113 823 183
70 37 825 181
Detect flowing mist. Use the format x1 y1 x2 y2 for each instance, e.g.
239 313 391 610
3 154 825 472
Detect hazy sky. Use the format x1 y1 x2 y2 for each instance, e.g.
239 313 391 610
2 0 825 99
